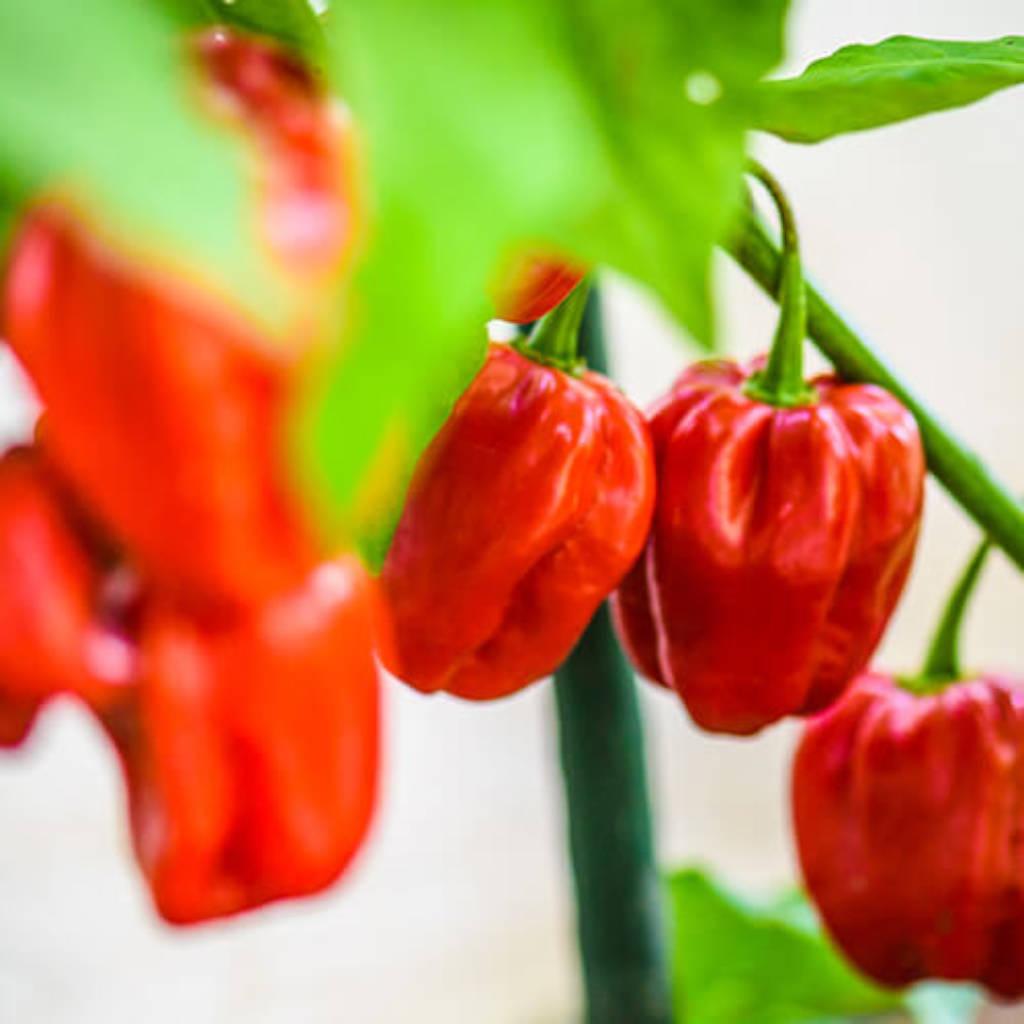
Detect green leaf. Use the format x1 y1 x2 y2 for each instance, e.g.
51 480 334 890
666 867 983 1024
0 0 304 332
299 0 788 563
754 35 1024 143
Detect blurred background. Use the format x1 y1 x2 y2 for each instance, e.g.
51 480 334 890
1 1 1022 1021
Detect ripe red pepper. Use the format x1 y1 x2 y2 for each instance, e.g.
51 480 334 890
381 285 654 700
493 253 585 324
2 28 350 608
0 447 129 747
794 670 1024 998
793 539 1024 998
613 165 924 735
0 29 382 926
99 555 380 925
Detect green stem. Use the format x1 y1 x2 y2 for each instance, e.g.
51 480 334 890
726 210 1024 574
515 277 591 375
743 162 815 408
919 538 992 685
553 290 674 1024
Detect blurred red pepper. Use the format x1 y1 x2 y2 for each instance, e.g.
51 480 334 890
0 447 130 747
381 284 654 700
793 535 1024 997
493 253 585 324
2 28 351 608
100 555 381 925
0 29 382 927
613 164 924 735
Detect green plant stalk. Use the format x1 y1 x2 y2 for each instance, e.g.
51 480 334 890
920 537 992 684
726 210 1024 572
515 276 591 374
553 289 674 1024
743 161 815 407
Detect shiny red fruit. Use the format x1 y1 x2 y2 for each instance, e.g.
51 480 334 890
614 358 925 735
382 343 654 700
794 672 1024 999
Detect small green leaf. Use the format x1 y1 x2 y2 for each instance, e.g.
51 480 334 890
666 867 982 1024
299 0 788 561
754 35 1024 143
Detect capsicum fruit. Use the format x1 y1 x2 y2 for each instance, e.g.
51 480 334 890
493 253 585 324
794 539 1024 999
2 28 350 608
0 446 129 746
613 163 924 734
99 555 381 925
382 283 654 700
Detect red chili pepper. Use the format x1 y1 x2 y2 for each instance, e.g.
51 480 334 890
794 671 1024 997
381 285 654 700
613 164 924 735
613 360 924 733
99 555 380 925
0 447 130 747
793 539 1024 998
2 28 349 608
196 27 353 278
493 253 585 324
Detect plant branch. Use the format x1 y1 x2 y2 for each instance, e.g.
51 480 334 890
726 210 1024 572
921 538 992 684
553 289 674 1024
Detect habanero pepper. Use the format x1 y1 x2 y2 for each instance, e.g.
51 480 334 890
793 541 1024 999
613 163 924 735
98 554 381 925
0 446 131 747
493 252 586 324
2 27 352 609
381 282 654 700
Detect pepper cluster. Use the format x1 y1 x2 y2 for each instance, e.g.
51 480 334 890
0 28 382 925
383 162 1024 1002
1 22 1021 1006
383 163 926 737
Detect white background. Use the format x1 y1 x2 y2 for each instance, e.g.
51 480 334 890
1 2 1023 1021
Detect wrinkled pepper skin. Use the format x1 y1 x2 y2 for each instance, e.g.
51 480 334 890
794 673 1024 999
381 343 654 700
494 255 585 324
101 556 380 925
613 359 925 735
2 29 349 608
0 447 129 747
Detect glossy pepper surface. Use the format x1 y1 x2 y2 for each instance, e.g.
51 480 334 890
382 340 654 700
793 671 1024 998
493 254 585 324
0 447 129 747
100 555 380 925
2 28 350 608
613 359 925 734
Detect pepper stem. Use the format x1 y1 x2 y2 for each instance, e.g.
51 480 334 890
515 276 591 374
743 160 816 408
914 538 993 688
